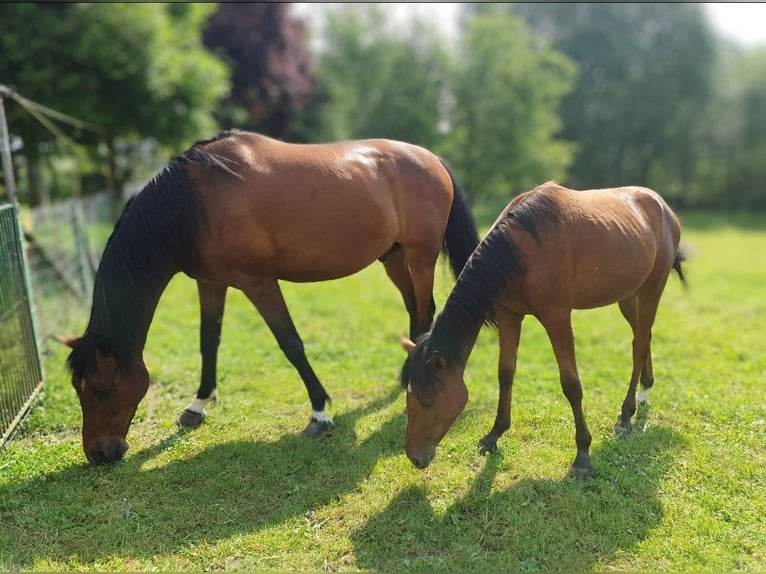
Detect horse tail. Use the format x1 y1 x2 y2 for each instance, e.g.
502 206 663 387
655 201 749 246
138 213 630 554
439 158 481 279
672 246 688 289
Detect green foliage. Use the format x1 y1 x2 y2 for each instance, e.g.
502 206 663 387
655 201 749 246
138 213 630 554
0 4 228 146
447 11 576 208
511 4 716 194
0 214 764 571
307 5 449 150
0 3 229 202
693 47 766 209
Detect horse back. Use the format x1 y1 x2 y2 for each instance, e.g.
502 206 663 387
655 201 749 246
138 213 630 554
500 183 681 312
180 131 455 282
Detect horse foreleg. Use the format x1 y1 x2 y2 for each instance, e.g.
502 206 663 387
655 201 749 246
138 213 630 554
479 307 523 455
240 278 333 437
178 281 227 428
540 309 593 479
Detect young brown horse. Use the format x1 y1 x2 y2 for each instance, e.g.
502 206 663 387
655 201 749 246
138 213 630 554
62 129 480 464
400 182 685 478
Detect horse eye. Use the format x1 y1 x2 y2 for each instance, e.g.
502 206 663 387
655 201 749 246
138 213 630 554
416 390 437 409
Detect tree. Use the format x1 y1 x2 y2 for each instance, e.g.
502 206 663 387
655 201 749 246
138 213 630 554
510 3 716 199
305 5 449 149
0 3 229 205
203 3 314 140
448 10 576 207
696 46 766 208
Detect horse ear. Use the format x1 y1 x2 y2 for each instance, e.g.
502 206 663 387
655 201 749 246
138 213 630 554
52 334 80 349
399 336 416 355
427 352 447 370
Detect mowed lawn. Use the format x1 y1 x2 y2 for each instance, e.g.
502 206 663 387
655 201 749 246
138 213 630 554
1 213 764 571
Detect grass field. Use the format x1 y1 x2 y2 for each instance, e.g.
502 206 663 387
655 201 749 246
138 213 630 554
1 212 764 571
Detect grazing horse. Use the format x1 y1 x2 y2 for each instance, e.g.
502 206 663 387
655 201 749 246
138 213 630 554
400 182 685 478
62 129 480 464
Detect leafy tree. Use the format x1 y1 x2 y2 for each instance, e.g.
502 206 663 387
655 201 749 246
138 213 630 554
203 3 314 139
696 46 766 208
448 10 576 207
305 5 449 149
0 3 229 205
508 3 716 199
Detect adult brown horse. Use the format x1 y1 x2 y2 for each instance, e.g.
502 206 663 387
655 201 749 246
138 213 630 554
61 129 480 464
400 181 685 478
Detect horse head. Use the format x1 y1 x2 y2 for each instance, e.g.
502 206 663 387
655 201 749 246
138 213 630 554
59 334 149 464
400 336 468 469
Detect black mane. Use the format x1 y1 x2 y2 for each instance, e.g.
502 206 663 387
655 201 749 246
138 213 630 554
67 135 240 377
401 184 562 393
503 181 563 243
400 219 525 392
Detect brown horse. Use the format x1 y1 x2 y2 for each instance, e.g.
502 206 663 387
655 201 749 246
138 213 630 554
62 129 480 464
400 181 685 478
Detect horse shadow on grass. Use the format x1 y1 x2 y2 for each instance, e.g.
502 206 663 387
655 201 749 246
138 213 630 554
0 386 406 569
351 407 686 572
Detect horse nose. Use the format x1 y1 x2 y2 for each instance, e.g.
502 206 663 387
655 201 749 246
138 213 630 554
87 437 129 464
408 446 435 469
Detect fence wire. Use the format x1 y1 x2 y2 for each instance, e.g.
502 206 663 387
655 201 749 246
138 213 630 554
0 203 43 448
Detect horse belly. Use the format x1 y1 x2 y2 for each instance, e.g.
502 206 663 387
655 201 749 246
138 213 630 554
569 247 655 309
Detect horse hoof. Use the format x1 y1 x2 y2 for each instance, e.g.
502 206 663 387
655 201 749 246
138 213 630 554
613 420 632 437
570 464 594 480
302 417 334 438
477 438 497 456
177 409 206 428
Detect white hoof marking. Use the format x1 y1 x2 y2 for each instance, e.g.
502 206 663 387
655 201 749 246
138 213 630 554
185 390 219 415
311 410 334 425
637 388 651 405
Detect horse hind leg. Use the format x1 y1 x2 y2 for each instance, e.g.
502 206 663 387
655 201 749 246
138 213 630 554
178 281 227 428
382 248 436 340
618 296 653 406
381 248 429 340
616 287 663 435
240 278 334 437
401 247 440 338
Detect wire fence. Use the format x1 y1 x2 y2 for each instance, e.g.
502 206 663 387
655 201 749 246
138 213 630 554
0 203 44 448
23 192 108 347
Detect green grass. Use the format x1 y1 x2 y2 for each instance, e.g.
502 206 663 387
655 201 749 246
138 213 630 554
1 212 764 571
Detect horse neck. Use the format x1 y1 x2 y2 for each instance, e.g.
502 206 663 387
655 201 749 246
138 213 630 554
429 289 487 368
429 219 524 367
86 223 179 364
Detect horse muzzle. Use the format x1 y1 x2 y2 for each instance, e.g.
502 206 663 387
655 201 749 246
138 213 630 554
85 436 129 464
407 444 436 469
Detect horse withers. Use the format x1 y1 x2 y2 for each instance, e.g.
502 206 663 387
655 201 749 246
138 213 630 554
400 182 685 478
61 130 480 464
